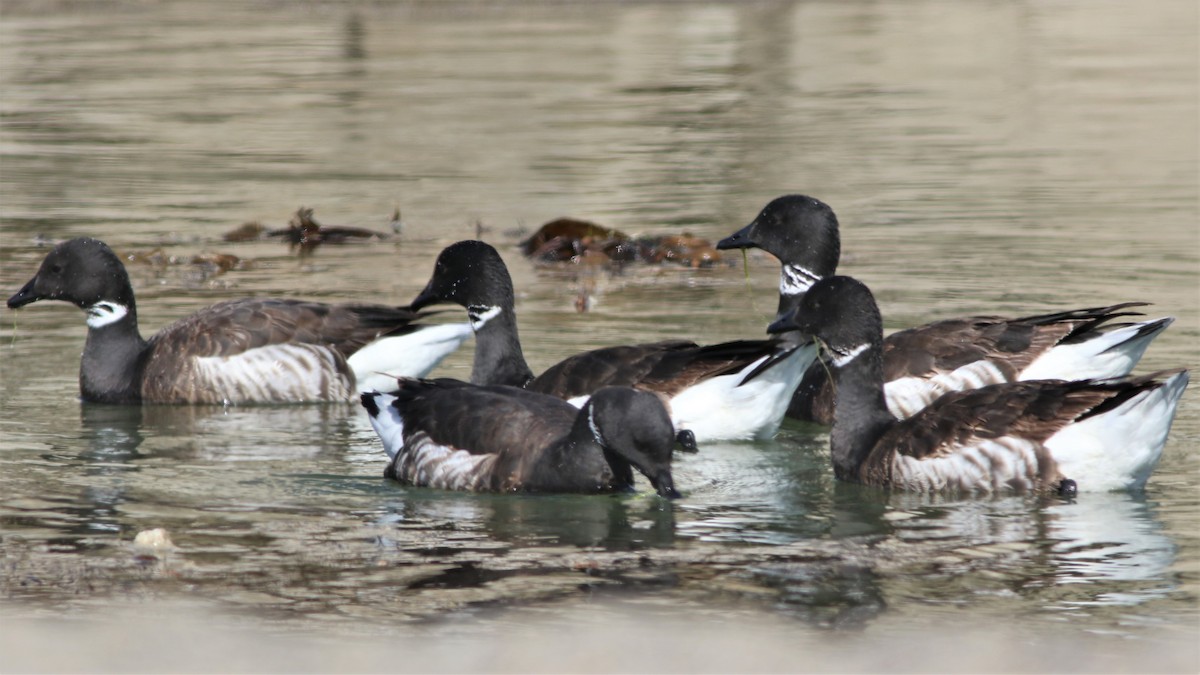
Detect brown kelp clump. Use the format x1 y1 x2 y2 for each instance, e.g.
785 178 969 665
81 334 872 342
270 207 389 255
223 207 390 255
520 217 725 268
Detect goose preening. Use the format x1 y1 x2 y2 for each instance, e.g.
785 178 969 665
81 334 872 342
769 275 1188 494
407 240 815 443
719 194 1173 424
5 237 472 404
361 381 684 497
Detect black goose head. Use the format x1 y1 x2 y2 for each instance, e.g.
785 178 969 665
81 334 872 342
584 387 682 499
717 195 841 288
7 238 137 316
410 240 516 316
768 276 882 368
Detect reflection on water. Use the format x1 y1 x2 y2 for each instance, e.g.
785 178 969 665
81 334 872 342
0 0 1196 646
1047 494 1177 602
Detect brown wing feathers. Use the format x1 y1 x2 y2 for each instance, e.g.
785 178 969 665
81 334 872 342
392 379 575 459
149 299 425 358
884 372 1172 463
528 340 698 399
639 340 783 397
880 302 1148 381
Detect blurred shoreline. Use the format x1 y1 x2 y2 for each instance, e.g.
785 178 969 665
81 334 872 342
4 600 1198 674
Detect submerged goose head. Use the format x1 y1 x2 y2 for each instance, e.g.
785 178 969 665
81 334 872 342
410 240 514 319
583 387 681 499
769 276 880 367
7 238 137 322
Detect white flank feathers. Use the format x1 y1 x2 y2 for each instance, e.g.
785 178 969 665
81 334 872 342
669 343 818 443
399 433 497 491
349 322 474 392
86 301 129 329
362 393 497 490
884 360 1008 420
1019 317 1173 382
891 437 1042 493
192 343 354 404
1045 370 1188 492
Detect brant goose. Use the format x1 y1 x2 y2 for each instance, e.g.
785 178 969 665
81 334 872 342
361 381 684 497
770 276 1188 494
406 240 816 443
720 194 1174 423
6 237 472 404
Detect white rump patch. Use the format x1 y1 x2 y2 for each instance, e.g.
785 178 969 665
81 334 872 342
1020 317 1173 382
86 301 129 329
669 342 818 443
1045 371 1188 492
350 322 474 392
779 264 821 296
884 360 1007 419
363 392 406 461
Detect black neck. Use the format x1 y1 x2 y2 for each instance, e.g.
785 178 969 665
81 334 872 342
827 343 895 479
470 308 535 387
569 411 635 491
775 293 797 325
527 416 613 492
81 312 147 403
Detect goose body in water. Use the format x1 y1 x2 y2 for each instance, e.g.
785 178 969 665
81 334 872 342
719 195 1174 424
6 238 472 404
361 381 684 497
770 275 1188 494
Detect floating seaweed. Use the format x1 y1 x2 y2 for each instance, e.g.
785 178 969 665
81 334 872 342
520 217 725 268
221 207 391 254
222 221 267 242
119 247 251 288
268 207 389 255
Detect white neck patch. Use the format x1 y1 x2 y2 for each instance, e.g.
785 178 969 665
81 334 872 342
779 264 821 296
831 342 870 368
586 404 605 446
86 301 129 329
467 305 502 332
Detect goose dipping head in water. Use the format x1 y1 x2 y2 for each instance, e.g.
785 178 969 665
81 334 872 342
361 380 689 498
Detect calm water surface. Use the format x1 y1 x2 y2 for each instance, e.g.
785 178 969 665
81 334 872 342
1 0 1197 669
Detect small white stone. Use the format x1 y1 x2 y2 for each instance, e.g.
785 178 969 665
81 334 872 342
133 528 176 556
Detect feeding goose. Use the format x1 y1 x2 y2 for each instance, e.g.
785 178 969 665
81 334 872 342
361 381 685 497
